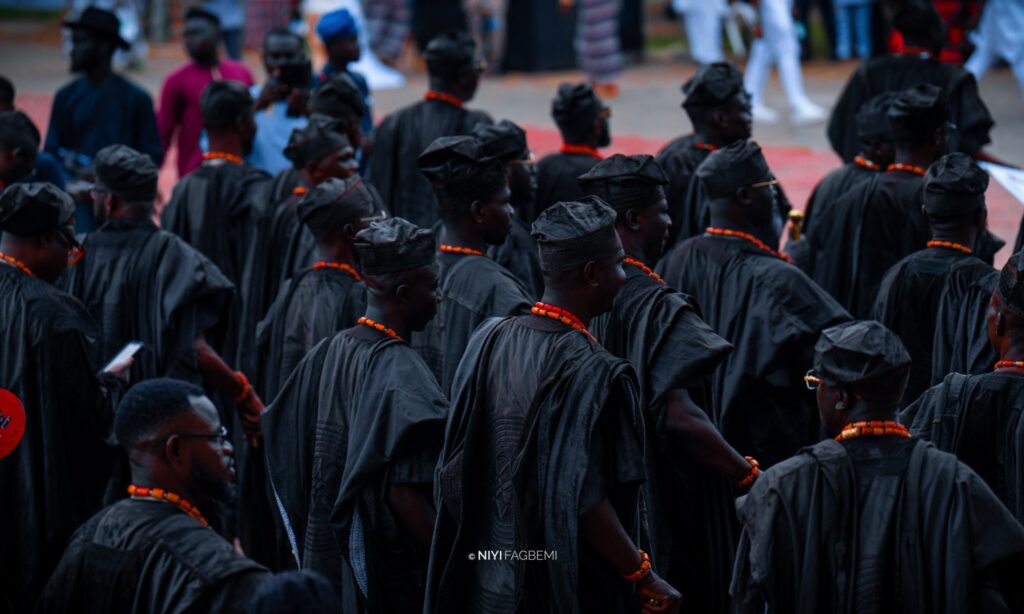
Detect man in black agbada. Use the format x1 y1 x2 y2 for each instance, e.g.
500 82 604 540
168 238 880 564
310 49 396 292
656 141 850 467
582 154 752 614
0 183 124 612
367 31 491 227
263 217 447 612
414 134 532 390
732 320 1024 613
872 153 994 408
532 83 610 224
902 251 1024 524
39 379 270 613
827 3 993 164
655 62 751 247
256 175 379 399
472 119 545 296
160 81 270 366
427 199 681 614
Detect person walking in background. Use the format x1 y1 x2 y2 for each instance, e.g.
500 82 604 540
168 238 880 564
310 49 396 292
965 0 1024 99
572 0 624 98
203 0 247 60
365 0 410 66
673 0 726 65
832 0 873 60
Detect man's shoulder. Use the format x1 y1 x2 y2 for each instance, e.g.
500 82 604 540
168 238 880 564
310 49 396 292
221 59 253 83
112 73 154 100
3 272 95 338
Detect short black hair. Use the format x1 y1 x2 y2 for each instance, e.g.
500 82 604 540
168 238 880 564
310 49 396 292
264 26 303 47
185 6 221 28
114 378 206 448
0 76 14 108
200 80 254 131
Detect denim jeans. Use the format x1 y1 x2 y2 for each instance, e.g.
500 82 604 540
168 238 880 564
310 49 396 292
833 2 872 59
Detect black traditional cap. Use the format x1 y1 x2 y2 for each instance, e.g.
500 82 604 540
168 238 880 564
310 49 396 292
297 176 380 236
813 320 911 397
577 154 668 213
418 135 507 210
894 1 944 42
200 81 254 131
63 6 129 49
998 251 1024 316
682 62 745 110
888 84 951 142
284 119 351 168
423 31 476 76
0 111 40 153
0 183 75 236
922 153 988 218
355 217 435 275
184 6 220 28
471 119 530 163
856 92 897 142
94 144 158 202
696 140 772 200
309 73 365 126
552 83 605 125
531 197 623 272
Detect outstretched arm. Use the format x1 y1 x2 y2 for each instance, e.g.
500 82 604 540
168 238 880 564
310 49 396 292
664 388 753 483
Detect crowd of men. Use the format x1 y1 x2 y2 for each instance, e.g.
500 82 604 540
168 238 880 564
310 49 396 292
2 2 1024 613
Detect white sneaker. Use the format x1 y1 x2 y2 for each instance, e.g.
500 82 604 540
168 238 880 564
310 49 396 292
790 100 827 125
751 103 780 124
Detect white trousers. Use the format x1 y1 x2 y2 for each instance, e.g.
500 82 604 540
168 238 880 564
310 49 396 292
743 0 814 108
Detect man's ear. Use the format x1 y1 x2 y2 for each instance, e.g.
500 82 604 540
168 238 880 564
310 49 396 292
625 208 641 231
395 281 410 304
582 260 600 287
469 200 485 223
343 222 358 241
163 434 185 469
735 186 753 207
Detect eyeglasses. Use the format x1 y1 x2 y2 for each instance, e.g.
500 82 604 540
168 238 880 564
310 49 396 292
52 227 85 266
138 425 230 449
804 369 822 390
748 178 780 190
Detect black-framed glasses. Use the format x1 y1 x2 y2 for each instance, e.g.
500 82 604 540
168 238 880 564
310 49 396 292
804 369 822 390
139 425 229 449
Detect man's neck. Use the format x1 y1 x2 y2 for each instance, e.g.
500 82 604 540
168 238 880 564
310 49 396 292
362 303 411 340
317 241 357 266
930 227 978 248
998 337 1024 363
193 54 220 68
206 135 243 157
708 213 779 250
616 228 650 263
539 288 595 327
128 475 203 510
443 222 489 253
893 149 936 169
85 62 113 85
110 204 153 222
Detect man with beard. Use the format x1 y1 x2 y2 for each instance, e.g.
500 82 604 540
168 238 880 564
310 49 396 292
427 200 681 614
0 183 132 611
656 141 849 467
263 217 447 612
38 379 271 612
872 154 994 408
472 119 545 296
249 28 313 176
255 176 379 399
0 111 39 188
732 321 1024 613
367 31 491 227
804 84 1002 319
902 251 1024 524
827 3 993 164
160 81 270 364
655 62 751 246
582 154 749 614
157 6 253 178
532 83 610 223
414 134 533 391
45 6 162 230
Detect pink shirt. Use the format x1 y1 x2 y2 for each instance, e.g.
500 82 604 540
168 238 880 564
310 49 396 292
157 59 254 177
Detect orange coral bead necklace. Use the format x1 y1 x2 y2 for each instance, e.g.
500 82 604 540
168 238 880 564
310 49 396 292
834 420 910 442
357 316 406 343
439 244 485 257
313 261 362 280
0 252 34 277
705 227 793 264
623 257 665 285
128 484 210 527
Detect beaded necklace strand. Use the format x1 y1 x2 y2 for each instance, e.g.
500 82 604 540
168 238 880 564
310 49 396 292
357 316 406 343
0 252 34 277
128 484 210 527
424 90 464 108
854 156 881 171
694 142 717 152
202 152 244 165
705 227 793 264
439 244 485 257
887 163 927 176
623 257 665 285
313 261 362 280
559 143 603 160
531 302 596 341
834 420 910 442
994 360 1024 371
926 240 972 255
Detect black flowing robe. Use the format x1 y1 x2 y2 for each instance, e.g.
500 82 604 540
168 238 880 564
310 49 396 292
262 327 447 612
366 100 492 228
656 235 850 467
159 160 271 362
487 216 544 298
426 316 646 614
268 166 300 206
255 266 366 400
532 152 599 222
0 267 114 613
655 134 712 247
413 251 532 391
827 55 994 163
902 372 1024 524
731 437 1024 613
591 267 737 613
872 247 993 407
37 499 270 613
931 267 999 384
671 174 794 252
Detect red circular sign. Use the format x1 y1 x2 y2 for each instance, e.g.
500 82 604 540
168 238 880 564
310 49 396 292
0 388 26 459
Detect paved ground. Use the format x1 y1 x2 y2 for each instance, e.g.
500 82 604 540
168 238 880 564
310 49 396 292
2 15 1022 262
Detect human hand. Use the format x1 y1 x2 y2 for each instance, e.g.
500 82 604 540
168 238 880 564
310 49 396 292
637 572 682 614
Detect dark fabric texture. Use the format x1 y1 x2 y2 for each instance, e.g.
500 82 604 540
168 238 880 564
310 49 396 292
931 265 999 384
412 250 532 392
800 162 878 239
902 372 1024 524
262 327 447 612
487 216 544 298
656 234 850 467
872 247 992 407
426 316 646 614
730 438 1024 613
532 152 600 223
37 499 270 614
366 99 492 228
827 56 993 163
655 134 711 247
0 267 114 614
591 267 737 613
